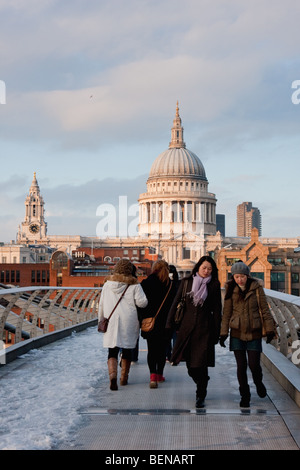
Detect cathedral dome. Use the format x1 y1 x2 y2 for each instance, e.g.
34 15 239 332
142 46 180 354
149 147 207 180
148 102 207 181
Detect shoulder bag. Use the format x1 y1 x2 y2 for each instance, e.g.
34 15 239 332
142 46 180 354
174 279 188 328
98 285 129 333
141 281 172 333
256 288 277 339
256 288 267 337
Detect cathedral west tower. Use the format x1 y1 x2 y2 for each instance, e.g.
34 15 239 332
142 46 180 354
17 172 47 242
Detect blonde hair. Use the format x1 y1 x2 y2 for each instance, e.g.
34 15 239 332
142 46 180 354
151 260 169 284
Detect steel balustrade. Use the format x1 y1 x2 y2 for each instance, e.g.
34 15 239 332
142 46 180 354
0 286 300 367
0 286 102 347
264 289 300 365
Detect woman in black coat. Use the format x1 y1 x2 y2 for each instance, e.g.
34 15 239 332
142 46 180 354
138 260 177 388
166 256 222 408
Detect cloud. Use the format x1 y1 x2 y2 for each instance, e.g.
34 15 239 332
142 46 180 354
0 174 148 241
0 0 300 241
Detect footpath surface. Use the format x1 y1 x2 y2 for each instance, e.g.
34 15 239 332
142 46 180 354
58 339 300 452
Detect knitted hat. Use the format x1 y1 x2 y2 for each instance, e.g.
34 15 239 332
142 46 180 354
231 261 250 276
113 259 134 277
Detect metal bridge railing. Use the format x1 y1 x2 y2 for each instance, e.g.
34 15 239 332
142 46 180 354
264 289 300 366
1 285 299 367
0 286 101 348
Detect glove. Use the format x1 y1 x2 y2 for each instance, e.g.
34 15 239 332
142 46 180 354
219 335 228 348
266 332 275 344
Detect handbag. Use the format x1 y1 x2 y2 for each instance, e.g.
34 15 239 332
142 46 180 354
256 289 267 337
141 281 172 333
256 289 277 339
98 285 129 333
174 279 188 327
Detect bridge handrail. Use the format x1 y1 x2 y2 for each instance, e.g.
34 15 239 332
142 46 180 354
1 285 299 368
0 286 102 349
264 289 300 365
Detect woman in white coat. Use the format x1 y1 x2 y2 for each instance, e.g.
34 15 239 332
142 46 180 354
98 259 148 390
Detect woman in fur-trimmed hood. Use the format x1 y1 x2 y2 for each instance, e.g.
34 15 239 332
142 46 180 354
98 259 148 390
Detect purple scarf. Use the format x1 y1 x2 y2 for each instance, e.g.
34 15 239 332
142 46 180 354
190 273 211 306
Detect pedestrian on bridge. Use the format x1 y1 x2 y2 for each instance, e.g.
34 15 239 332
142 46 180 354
219 261 277 408
166 256 222 408
138 260 177 389
98 259 148 391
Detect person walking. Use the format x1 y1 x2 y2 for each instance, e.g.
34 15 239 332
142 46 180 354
98 259 148 391
138 260 177 388
166 256 222 408
219 261 276 407
166 265 180 362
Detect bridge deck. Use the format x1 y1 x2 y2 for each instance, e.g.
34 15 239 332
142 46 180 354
1 326 300 452
59 338 300 451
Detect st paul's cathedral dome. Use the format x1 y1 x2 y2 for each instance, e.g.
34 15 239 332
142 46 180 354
138 102 216 244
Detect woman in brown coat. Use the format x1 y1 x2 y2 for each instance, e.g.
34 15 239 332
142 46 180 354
219 261 276 407
166 256 222 408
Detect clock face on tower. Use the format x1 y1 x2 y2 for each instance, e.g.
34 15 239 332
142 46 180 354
29 223 40 234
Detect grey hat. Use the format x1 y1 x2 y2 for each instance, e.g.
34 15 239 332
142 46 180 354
231 261 250 276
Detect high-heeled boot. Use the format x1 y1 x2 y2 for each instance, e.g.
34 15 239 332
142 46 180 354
120 358 131 386
107 357 118 390
239 385 251 407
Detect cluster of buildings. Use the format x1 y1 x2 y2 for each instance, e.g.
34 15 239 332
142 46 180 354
1 104 300 295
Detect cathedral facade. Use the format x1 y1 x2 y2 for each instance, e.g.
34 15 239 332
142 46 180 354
137 102 218 272
139 102 216 239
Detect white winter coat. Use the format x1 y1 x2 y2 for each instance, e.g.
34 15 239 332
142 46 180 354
98 274 148 349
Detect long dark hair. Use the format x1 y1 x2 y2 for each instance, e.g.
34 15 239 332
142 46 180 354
225 276 254 300
192 255 218 280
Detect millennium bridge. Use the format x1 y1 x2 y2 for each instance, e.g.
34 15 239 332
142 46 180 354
0 285 300 452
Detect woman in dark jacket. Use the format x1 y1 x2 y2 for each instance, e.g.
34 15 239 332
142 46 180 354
219 261 276 407
138 260 177 388
166 256 222 408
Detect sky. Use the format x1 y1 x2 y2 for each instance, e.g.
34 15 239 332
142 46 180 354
0 0 300 242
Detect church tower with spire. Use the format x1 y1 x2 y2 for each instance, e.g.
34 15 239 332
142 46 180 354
17 173 47 242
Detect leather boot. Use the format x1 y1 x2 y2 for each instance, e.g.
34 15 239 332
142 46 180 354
107 357 118 390
252 368 267 398
255 381 267 398
120 358 131 386
195 373 209 408
239 385 251 407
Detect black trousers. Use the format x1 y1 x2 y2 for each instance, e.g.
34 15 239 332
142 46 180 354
187 366 210 400
234 350 263 390
146 335 167 375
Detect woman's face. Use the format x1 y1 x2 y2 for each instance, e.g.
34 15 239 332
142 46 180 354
233 274 248 287
198 261 213 278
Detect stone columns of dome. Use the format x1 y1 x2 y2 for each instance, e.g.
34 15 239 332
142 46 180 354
200 202 205 223
184 201 188 223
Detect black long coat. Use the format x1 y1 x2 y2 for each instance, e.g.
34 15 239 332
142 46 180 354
166 275 222 368
138 273 177 340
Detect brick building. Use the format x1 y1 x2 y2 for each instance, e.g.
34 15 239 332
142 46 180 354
216 229 300 295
